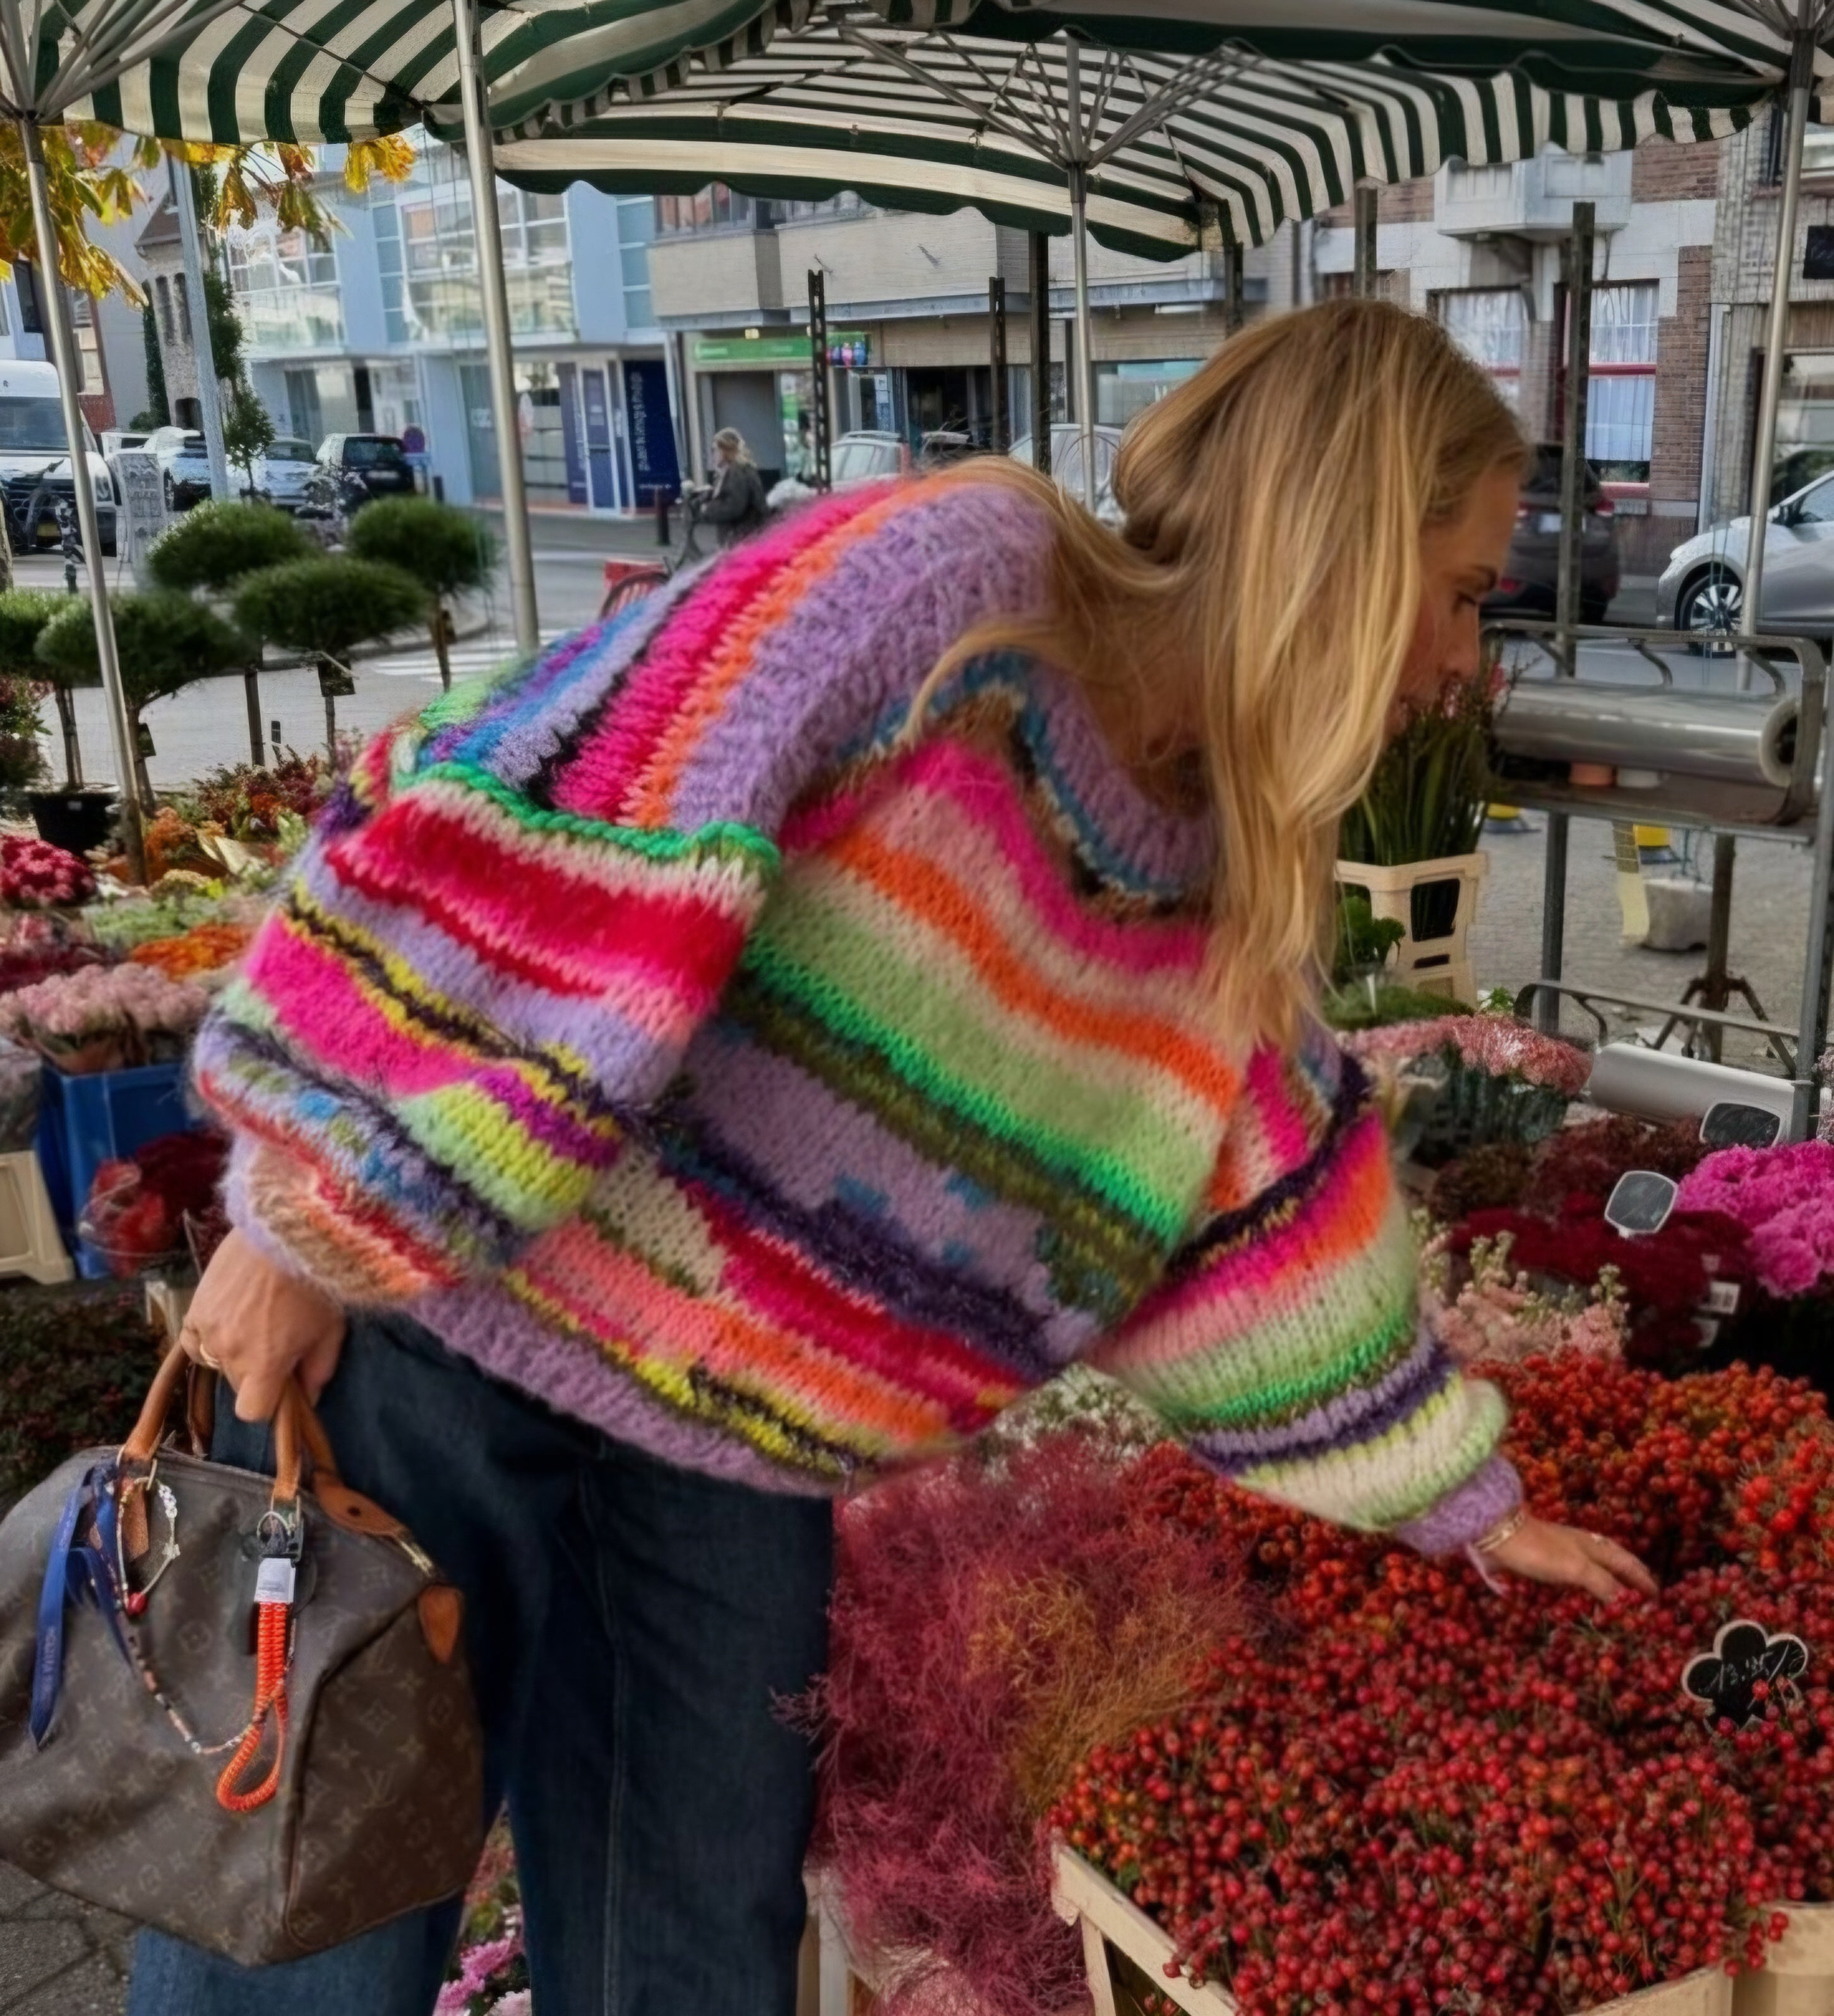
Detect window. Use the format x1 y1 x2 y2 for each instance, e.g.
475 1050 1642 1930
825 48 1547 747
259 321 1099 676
1437 288 1525 405
616 195 654 330
777 194 873 222
654 185 765 234
226 223 342 351
1792 474 1834 523
1587 281 1658 482
155 275 173 344
379 156 575 342
70 294 105 397
1807 120 1834 179
176 280 191 345
1771 352 1834 496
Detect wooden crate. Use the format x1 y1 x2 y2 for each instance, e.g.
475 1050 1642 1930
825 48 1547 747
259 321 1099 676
1735 1905 1834 2016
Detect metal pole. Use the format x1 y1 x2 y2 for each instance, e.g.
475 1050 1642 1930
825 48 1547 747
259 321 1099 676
1538 200 1595 1036
244 668 263 767
1028 232 1051 476
808 270 831 491
988 277 1007 453
1742 25 1817 645
451 0 539 656
1352 184 1378 299
1555 201 1596 656
18 119 145 880
1066 40 1097 512
169 156 228 502
1794 654 1834 1137
1224 239 1244 334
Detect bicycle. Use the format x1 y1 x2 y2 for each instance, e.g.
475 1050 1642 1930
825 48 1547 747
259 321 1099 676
596 491 710 621
8 476 85 593
297 462 369 550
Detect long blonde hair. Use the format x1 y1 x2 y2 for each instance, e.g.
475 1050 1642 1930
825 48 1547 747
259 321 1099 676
935 298 1524 1052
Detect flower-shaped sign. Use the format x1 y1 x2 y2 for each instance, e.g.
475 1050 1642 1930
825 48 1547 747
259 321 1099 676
1682 1619 1809 1727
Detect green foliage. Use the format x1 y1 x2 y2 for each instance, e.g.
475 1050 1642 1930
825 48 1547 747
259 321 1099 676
222 378 274 486
0 589 66 675
138 299 169 431
232 556 428 663
37 589 249 708
201 261 245 386
347 497 494 599
1321 980 1474 1032
148 500 311 594
0 1284 162 1506
1339 672 1493 868
0 671 45 803
1331 888 1406 985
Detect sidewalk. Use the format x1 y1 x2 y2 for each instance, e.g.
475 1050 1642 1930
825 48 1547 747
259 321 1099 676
0 1862 131 2015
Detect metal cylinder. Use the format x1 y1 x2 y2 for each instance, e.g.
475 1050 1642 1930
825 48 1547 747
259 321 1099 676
1587 1043 1801 1131
1494 681 1800 789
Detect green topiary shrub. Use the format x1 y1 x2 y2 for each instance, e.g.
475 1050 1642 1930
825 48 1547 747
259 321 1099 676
232 556 428 668
37 590 251 767
147 500 313 594
347 498 495 690
1 588 77 787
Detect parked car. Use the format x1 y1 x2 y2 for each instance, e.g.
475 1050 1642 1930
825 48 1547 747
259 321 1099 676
1008 424 1126 524
249 436 319 511
317 433 417 506
829 431 909 489
1483 444 1621 626
0 362 116 556
1657 469 1834 640
99 428 148 460
144 425 213 511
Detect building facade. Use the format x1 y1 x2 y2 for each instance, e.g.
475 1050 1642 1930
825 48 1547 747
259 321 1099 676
142 135 680 512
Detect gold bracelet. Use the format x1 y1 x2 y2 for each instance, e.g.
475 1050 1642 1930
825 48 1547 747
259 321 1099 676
1472 1505 1528 1556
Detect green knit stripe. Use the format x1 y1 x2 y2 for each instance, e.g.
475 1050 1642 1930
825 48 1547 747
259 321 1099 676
743 894 1203 1234
721 975 1168 1319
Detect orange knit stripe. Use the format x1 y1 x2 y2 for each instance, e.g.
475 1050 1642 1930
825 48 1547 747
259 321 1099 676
825 824 1240 1119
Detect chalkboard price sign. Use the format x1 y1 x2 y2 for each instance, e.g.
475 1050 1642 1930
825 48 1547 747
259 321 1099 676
1681 1619 1809 1727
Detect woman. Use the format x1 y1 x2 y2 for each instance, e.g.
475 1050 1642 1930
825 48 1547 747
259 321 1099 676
135 301 1652 2016
698 425 770 545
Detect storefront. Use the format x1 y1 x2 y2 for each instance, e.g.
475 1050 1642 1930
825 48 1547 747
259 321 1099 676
690 330 871 484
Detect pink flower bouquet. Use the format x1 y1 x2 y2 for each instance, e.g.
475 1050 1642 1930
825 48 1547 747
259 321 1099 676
1676 1139 1834 1299
0 834 95 911
1345 1014 1590 1166
3 961 209 1073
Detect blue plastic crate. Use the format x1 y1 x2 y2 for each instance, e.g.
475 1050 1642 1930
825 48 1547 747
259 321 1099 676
35 1061 193 1274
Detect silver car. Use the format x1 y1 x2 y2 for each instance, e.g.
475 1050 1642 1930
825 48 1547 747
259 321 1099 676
1008 424 1125 524
249 436 318 512
1658 471 1834 639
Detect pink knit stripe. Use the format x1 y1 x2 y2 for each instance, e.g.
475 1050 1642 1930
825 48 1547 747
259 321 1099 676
903 741 1211 976
1124 1116 1395 1347
1242 1048 1314 1172
549 489 885 822
518 1231 956 1446
690 1179 1024 1422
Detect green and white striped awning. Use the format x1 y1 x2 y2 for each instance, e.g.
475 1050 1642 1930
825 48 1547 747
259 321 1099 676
487 9 1752 258
21 0 1834 152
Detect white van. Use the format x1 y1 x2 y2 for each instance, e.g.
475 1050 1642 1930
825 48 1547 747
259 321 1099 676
0 361 116 556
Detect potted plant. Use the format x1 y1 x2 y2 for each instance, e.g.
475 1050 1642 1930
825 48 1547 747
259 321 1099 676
36 591 251 812
1337 670 1493 1005
0 589 111 855
347 496 496 691
231 556 427 750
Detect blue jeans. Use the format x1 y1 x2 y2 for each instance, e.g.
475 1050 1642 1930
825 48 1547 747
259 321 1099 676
128 1311 834 2016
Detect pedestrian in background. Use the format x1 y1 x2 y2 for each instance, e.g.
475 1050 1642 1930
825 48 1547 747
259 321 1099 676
698 425 769 544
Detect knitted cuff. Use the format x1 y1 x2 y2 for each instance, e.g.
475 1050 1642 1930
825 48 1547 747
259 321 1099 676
1391 1454 1525 1557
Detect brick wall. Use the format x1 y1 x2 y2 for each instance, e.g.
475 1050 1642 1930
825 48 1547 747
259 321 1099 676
1631 137 1722 203
1316 179 1432 227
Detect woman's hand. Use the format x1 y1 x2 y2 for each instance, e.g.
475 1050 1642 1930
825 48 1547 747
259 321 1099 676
179 1228 346 1424
1486 1513 1658 1603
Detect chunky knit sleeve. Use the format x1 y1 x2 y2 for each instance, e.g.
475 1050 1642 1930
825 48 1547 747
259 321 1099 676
1094 1028 1520 1554
194 478 1052 1305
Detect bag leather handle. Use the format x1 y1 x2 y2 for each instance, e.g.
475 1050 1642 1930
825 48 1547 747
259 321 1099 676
120 1345 412 1546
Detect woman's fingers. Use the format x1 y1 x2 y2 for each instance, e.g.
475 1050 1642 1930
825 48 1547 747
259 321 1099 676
1485 1515 1658 1603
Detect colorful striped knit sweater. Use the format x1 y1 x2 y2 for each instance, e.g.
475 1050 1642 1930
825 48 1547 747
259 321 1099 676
194 476 1519 1552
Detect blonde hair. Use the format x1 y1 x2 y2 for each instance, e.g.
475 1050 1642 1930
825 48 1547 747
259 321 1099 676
713 427 754 465
934 298 1523 1052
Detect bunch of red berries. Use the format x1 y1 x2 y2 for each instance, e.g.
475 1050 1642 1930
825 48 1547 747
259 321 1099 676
1051 1359 1834 2015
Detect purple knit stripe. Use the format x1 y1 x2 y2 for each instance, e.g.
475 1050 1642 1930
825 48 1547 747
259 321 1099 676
285 851 709 1096
426 569 700 786
1185 1330 1450 1473
679 1020 1062 1319
1393 1455 1524 1557
656 1109 1060 1384
414 1283 849 1497
666 484 1054 834
1022 665 1215 895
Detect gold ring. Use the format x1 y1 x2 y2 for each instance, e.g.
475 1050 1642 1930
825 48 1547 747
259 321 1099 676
182 1326 221 1372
